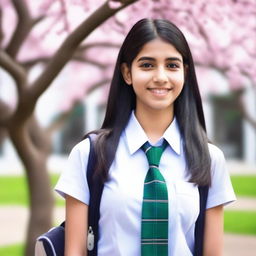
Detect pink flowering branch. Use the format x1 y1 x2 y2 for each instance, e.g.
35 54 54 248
14 0 138 123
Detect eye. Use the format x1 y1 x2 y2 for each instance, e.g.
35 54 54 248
139 62 154 68
166 63 180 69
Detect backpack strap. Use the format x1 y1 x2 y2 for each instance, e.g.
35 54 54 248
86 135 104 256
194 185 209 256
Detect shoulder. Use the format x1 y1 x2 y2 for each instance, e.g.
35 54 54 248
208 143 227 176
71 137 90 154
208 143 225 164
68 137 92 165
54 137 93 204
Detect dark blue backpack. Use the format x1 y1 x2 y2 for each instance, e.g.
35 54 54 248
36 136 208 256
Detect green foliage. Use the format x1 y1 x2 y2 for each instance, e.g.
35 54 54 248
0 244 23 256
224 211 256 235
0 174 64 206
231 175 256 197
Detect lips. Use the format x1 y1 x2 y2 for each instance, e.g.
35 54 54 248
148 88 172 95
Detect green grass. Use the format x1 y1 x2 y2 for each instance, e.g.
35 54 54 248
0 174 255 206
0 175 28 205
0 174 64 206
0 244 23 256
224 210 256 235
0 173 255 202
231 175 256 197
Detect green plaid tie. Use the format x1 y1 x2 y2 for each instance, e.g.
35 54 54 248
141 141 168 255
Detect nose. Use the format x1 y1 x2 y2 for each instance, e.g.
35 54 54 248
153 67 168 84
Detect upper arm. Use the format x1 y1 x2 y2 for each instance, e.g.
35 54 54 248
65 195 88 256
203 204 224 256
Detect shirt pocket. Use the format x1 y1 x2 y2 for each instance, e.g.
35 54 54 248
174 181 200 233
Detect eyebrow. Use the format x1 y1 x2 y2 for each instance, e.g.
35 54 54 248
137 56 183 62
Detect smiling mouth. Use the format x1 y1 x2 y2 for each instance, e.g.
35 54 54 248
148 88 172 95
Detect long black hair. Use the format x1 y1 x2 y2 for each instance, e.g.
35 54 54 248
87 18 211 186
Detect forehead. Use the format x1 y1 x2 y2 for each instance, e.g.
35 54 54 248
135 38 182 60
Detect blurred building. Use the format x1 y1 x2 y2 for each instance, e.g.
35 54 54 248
203 85 256 163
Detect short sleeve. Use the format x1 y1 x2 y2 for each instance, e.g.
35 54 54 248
206 144 236 209
55 138 90 205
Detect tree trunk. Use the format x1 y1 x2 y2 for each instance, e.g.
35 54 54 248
0 127 7 146
9 121 54 256
24 154 54 256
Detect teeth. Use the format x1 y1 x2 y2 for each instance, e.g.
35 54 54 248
150 89 169 95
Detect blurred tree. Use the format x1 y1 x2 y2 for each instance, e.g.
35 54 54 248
0 0 255 255
0 0 138 255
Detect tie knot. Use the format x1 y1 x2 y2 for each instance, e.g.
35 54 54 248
142 140 167 167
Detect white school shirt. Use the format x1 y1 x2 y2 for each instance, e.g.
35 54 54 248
55 112 236 256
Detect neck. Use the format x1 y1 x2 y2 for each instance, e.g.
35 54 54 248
135 107 174 144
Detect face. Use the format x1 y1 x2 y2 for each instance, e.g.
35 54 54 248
122 38 185 115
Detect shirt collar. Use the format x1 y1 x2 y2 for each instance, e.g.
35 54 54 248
163 117 181 155
124 111 181 155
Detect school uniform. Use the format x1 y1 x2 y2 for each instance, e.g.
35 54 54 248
55 111 236 256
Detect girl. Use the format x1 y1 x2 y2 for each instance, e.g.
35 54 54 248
55 18 236 256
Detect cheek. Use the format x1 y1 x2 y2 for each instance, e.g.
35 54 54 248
169 73 185 87
131 69 152 84
134 75 150 85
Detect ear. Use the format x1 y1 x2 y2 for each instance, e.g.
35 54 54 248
121 63 132 85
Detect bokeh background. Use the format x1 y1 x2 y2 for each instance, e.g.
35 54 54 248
0 0 255 255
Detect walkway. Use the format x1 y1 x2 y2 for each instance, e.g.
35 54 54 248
226 197 256 211
0 206 65 246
